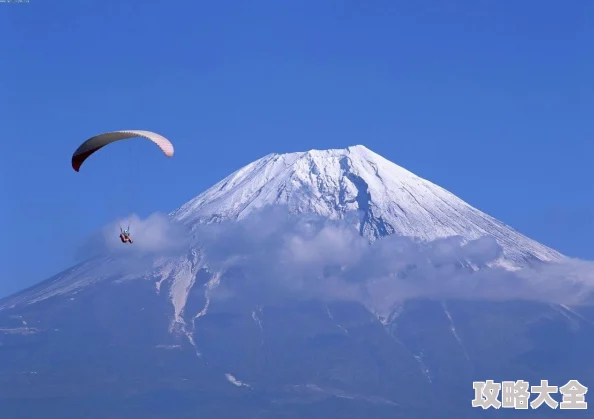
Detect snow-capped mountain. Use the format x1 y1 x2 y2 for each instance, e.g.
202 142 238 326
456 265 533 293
172 145 563 266
0 145 564 316
0 145 591 419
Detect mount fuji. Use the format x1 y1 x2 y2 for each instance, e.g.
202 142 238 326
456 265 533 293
172 145 562 266
0 145 592 419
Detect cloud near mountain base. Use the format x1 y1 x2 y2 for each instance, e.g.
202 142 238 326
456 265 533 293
79 206 594 313
192 207 594 312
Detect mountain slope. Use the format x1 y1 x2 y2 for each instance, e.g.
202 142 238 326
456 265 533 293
172 145 563 267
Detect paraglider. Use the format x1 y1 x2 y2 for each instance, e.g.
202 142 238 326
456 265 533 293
120 225 133 244
71 130 174 172
72 130 174 244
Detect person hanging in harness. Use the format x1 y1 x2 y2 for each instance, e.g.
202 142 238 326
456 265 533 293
120 225 133 244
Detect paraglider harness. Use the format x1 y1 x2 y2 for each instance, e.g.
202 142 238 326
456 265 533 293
120 225 133 244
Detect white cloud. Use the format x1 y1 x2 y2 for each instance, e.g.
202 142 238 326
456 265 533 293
77 206 594 314
191 206 594 312
77 212 189 260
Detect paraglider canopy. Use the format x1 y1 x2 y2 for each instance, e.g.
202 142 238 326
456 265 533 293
71 130 174 172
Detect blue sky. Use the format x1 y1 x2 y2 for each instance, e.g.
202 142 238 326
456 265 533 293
0 0 593 297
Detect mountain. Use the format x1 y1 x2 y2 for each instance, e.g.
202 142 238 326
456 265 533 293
0 145 592 419
0 145 564 323
172 145 563 267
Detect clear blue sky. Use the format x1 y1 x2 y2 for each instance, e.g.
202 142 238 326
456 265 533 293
1 0 593 297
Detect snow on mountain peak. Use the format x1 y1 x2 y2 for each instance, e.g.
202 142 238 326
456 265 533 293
172 145 417 226
171 145 562 266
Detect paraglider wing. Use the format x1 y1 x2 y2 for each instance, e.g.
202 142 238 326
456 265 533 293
71 130 174 172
